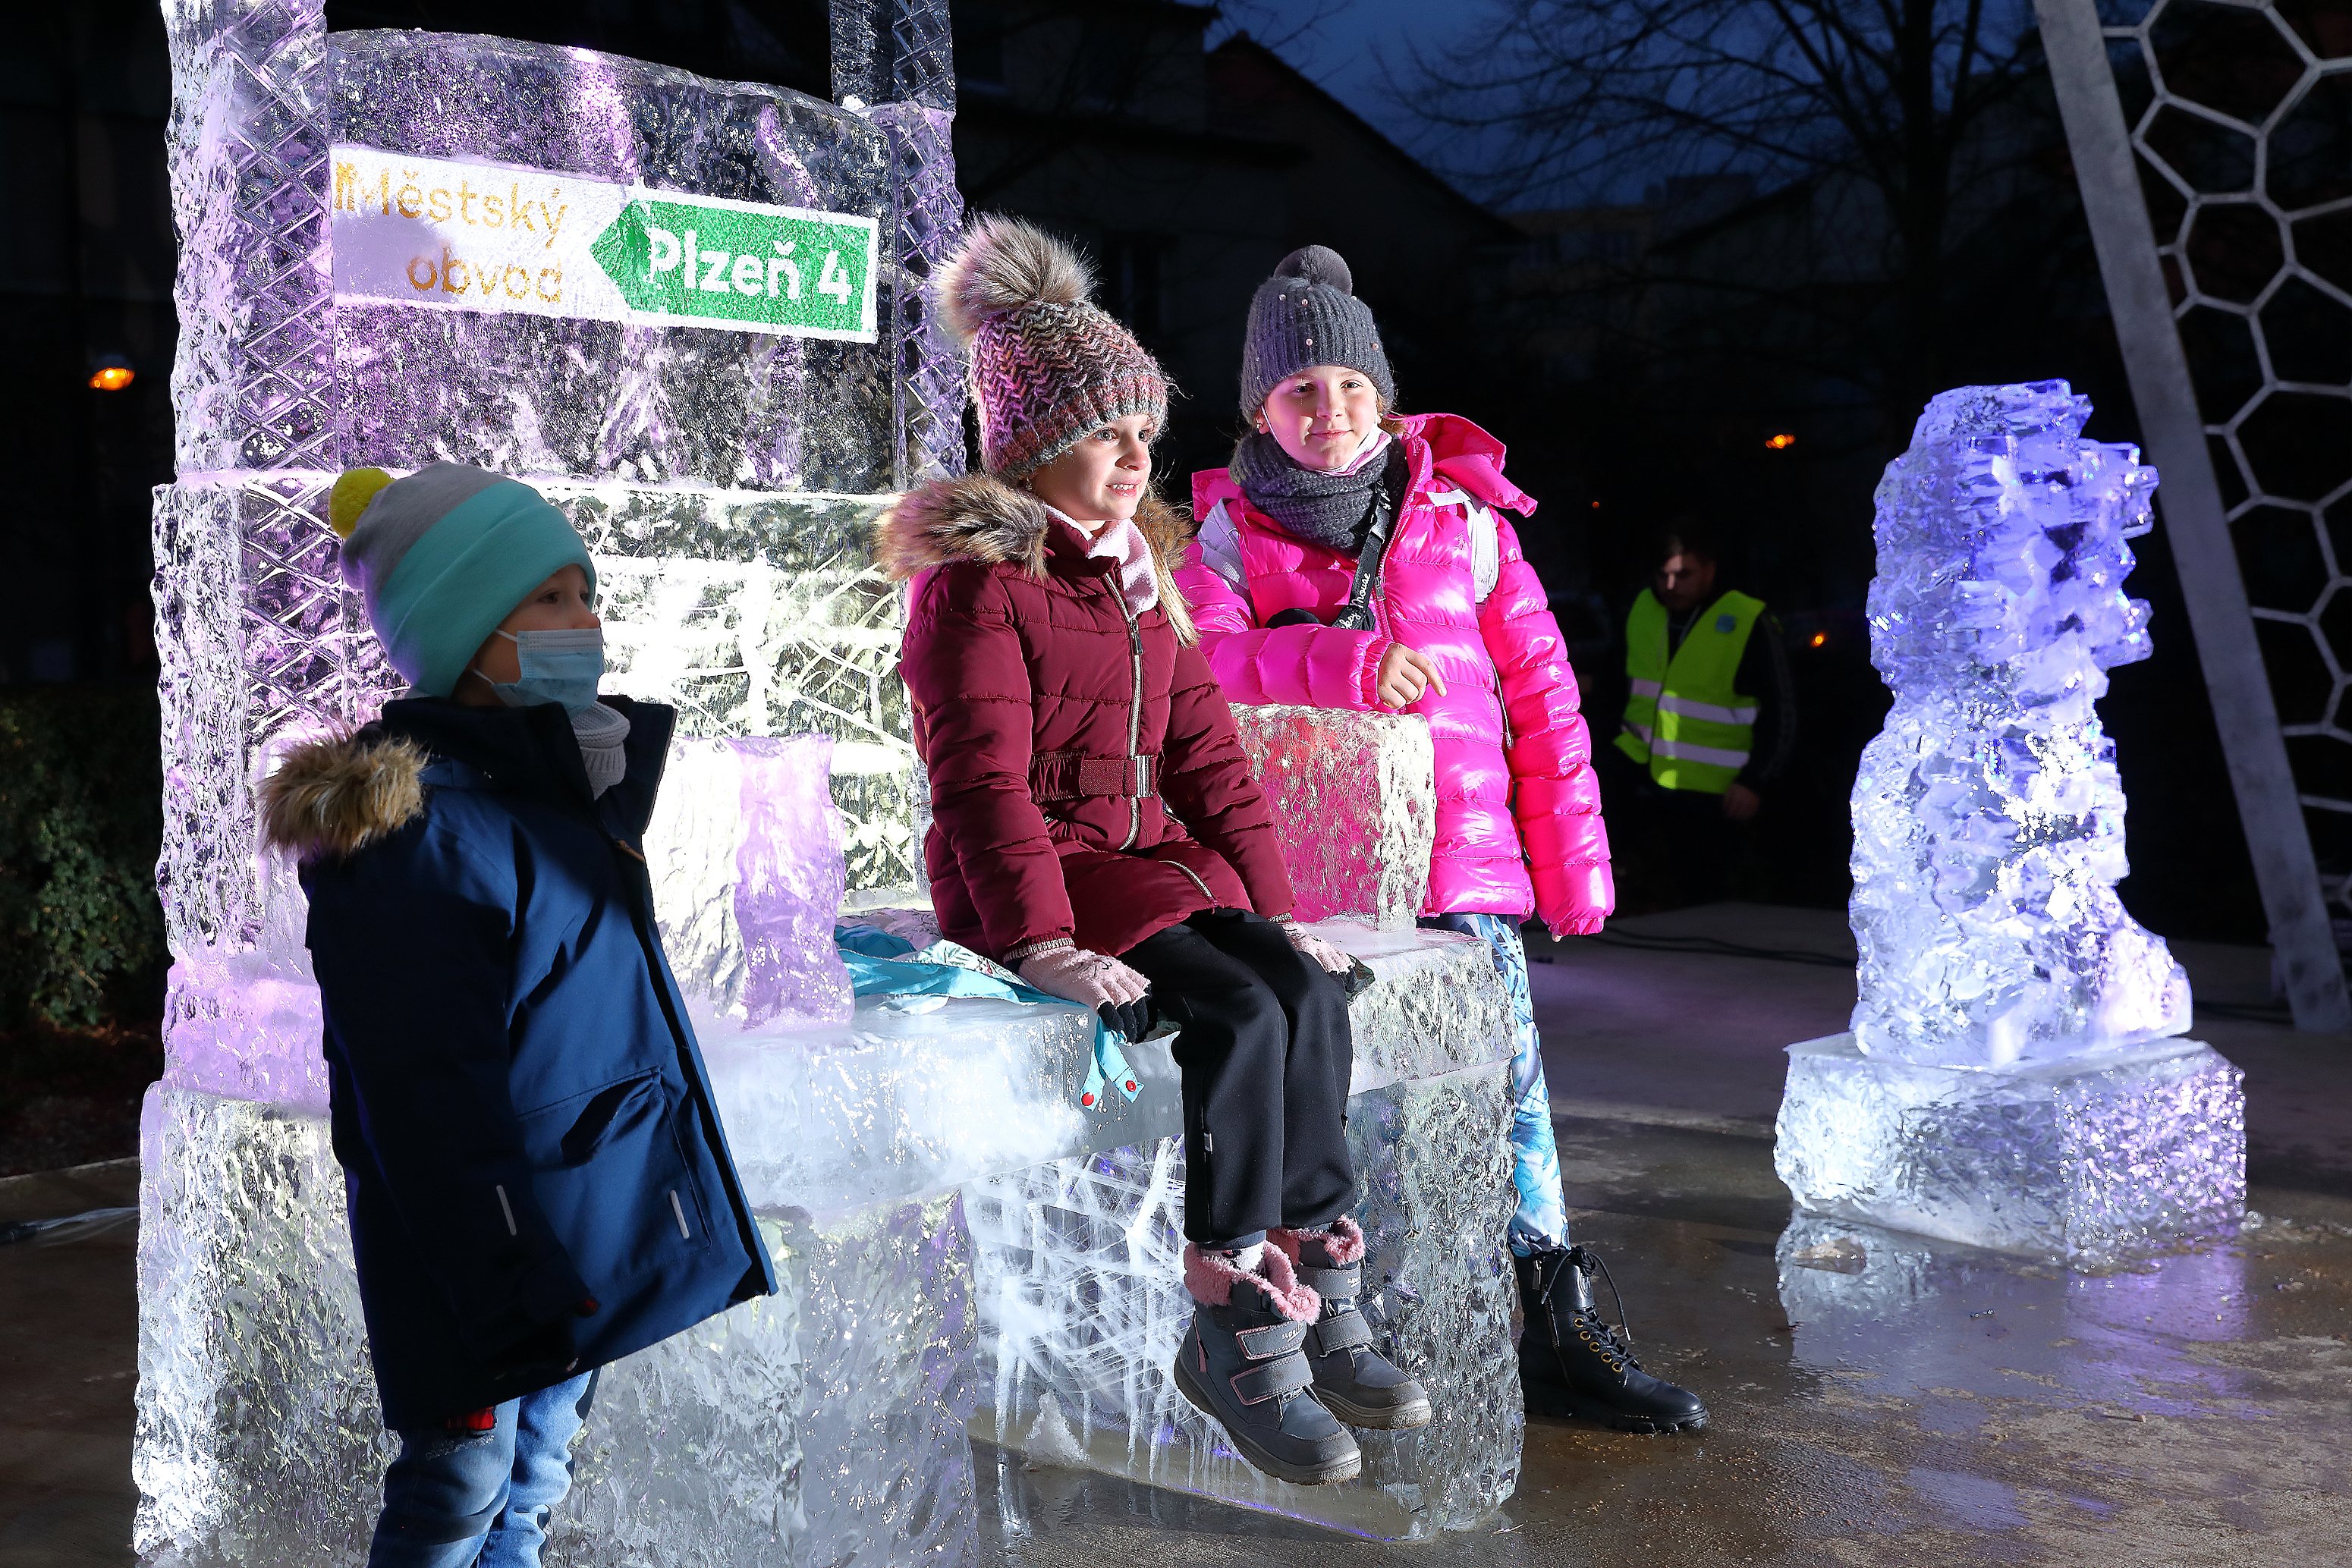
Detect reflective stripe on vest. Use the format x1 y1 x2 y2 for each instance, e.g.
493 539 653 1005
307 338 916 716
1615 588 1765 795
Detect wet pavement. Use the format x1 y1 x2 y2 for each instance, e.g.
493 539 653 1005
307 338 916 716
6 904 2350 1566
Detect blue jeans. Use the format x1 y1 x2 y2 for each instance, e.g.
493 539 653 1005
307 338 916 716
1420 913 1570 1255
369 1371 598 1568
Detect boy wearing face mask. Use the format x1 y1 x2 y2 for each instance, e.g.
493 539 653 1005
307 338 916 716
260 463 775 1568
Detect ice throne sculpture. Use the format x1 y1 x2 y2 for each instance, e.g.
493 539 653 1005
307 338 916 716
1775 382 2246 1267
137 1 1523 1559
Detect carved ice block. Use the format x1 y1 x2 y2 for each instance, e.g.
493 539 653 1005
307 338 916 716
326 29 897 492
1230 705 1434 927
161 735 850 1114
646 735 852 1029
152 473 913 966
133 1083 976 1568
965 922 1523 1541
1775 1034 2245 1266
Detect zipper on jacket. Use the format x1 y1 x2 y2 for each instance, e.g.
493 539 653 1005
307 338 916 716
1116 592 1146 851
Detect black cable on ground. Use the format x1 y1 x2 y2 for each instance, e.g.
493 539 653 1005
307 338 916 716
0 1206 136 1246
1561 930 1857 969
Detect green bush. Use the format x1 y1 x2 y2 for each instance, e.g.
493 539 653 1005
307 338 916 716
0 683 166 1029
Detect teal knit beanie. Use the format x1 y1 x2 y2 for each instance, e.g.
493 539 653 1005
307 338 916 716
329 463 596 699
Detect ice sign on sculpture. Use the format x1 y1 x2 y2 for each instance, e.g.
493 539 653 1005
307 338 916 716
332 145 879 341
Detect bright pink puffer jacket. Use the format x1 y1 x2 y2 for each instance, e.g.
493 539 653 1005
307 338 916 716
1181 412 1613 935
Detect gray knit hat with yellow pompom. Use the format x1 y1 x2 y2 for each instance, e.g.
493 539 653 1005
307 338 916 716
1238 245 1394 419
937 215 1168 479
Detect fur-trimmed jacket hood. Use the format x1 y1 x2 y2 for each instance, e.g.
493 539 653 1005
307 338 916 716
262 733 429 863
260 697 667 864
877 471 1196 644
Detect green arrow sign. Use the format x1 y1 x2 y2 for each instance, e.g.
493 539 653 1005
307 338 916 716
591 196 878 339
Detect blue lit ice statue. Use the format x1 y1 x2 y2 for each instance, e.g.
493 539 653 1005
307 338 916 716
1775 382 2245 1266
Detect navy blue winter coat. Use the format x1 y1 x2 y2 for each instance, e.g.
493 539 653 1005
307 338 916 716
266 696 776 1429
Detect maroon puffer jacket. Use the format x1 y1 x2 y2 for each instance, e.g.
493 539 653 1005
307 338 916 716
881 473 1296 961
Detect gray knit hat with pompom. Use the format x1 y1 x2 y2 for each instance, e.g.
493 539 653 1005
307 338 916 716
1237 245 1394 419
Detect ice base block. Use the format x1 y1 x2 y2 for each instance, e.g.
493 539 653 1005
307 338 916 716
134 923 1521 1563
134 1082 976 1568
965 1064 1518 1541
1773 1033 2246 1267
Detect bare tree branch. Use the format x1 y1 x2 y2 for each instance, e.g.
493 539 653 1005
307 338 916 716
1393 0 2044 430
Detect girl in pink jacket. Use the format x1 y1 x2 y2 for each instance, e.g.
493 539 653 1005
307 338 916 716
1178 246 1706 1434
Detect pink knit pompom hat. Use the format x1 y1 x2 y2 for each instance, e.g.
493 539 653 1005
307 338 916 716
935 215 1168 479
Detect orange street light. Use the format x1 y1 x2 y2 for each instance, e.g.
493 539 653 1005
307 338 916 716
1810 631 1827 648
89 357 135 391
1765 432 1796 450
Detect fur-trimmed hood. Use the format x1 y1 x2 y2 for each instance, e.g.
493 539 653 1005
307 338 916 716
260 734 427 863
876 471 1196 643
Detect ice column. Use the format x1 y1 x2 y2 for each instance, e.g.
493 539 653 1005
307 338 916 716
1775 383 2244 1265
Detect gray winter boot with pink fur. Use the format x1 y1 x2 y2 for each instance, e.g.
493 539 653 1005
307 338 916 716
1175 1243 1362 1486
1272 1219 1433 1431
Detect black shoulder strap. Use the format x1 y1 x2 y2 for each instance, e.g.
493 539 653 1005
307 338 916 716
1332 447 1409 631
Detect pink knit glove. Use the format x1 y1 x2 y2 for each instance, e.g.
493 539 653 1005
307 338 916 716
1017 947 1151 1009
1276 919 1354 976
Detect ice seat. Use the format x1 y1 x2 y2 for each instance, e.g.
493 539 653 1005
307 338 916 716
135 922 1523 1562
962 920 1522 1541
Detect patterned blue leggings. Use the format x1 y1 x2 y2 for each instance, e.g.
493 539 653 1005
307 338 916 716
1419 913 1569 1255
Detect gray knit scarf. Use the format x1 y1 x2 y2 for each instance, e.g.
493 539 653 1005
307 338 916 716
1229 433 1404 555
571 702 630 798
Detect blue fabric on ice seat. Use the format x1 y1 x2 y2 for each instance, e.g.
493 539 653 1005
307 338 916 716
833 924 1143 1109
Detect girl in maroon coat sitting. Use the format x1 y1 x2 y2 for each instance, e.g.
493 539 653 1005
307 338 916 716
879 218 1430 1487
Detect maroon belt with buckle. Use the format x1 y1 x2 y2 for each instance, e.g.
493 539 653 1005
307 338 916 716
1030 751 1159 802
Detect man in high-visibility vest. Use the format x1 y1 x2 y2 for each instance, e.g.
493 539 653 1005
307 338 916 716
1608 521 1793 903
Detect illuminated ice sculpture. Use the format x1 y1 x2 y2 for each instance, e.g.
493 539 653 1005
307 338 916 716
1775 382 2245 1266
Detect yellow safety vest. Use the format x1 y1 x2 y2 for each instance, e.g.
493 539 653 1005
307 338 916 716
1615 589 1764 795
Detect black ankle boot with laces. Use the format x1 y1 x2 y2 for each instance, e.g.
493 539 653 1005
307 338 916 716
1516 1244 1709 1434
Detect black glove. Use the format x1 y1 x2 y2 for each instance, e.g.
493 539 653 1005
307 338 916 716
1097 993 1157 1043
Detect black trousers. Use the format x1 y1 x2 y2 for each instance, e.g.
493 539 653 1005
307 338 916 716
1121 910 1356 1247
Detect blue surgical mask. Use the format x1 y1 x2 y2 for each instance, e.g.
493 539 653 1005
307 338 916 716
472 627 605 713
